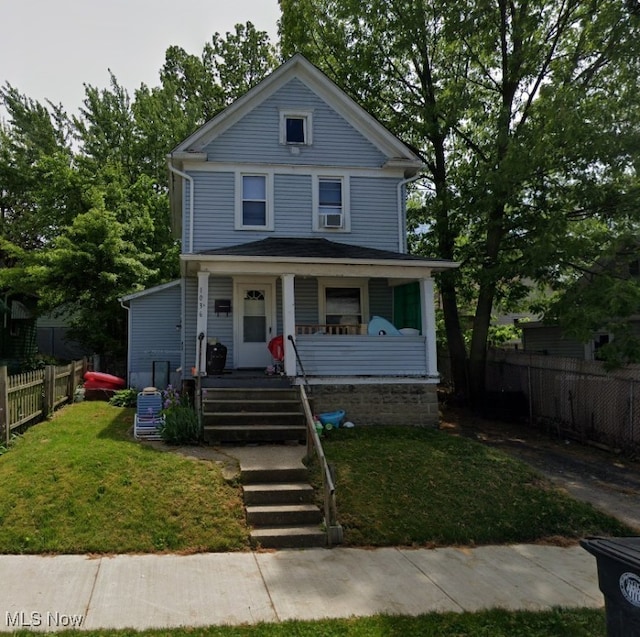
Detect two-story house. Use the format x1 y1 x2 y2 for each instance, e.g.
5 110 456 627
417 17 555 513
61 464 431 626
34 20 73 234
121 54 458 427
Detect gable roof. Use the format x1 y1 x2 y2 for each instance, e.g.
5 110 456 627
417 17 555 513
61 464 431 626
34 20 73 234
170 54 423 171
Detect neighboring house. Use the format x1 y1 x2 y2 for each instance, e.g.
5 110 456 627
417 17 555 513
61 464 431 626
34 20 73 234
0 293 38 371
36 311 93 362
519 317 640 360
121 54 458 426
519 248 640 361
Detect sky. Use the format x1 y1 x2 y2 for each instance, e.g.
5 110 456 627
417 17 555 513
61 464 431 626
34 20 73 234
0 0 281 116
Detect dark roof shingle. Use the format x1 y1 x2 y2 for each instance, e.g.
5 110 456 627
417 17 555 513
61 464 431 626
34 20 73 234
197 237 445 263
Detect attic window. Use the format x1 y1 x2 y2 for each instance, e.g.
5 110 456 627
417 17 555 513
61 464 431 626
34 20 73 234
280 110 313 145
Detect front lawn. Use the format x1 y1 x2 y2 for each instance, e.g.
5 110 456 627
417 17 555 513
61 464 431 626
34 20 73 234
318 426 632 546
0 403 631 554
0 402 248 554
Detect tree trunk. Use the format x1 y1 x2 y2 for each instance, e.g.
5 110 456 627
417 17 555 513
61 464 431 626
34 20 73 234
469 279 496 405
439 272 469 398
468 200 506 405
430 133 470 399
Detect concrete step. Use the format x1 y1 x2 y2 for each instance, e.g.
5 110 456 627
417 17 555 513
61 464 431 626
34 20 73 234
202 387 299 402
241 466 309 485
243 482 316 505
204 424 306 444
250 525 326 549
203 399 303 414
203 412 305 426
246 503 322 526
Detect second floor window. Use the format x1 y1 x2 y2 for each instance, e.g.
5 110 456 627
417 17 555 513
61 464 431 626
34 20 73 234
242 175 267 227
318 177 344 229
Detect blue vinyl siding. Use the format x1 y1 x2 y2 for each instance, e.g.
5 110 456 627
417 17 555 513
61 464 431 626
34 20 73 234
294 278 319 324
350 177 399 251
190 172 234 252
188 172 400 253
184 276 234 371
369 279 393 321
204 79 386 168
274 174 313 234
128 283 182 389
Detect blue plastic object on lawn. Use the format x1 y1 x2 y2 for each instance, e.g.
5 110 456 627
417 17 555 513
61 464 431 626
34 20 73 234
318 410 346 428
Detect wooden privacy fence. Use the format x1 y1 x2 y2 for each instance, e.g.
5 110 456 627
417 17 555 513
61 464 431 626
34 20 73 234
486 349 640 453
0 359 86 445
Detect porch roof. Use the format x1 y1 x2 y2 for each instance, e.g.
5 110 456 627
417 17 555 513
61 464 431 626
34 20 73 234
181 237 458 279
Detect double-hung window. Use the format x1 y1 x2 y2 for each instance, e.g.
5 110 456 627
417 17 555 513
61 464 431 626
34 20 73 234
314 175 349 231
318 278 369 333
236 173 273 230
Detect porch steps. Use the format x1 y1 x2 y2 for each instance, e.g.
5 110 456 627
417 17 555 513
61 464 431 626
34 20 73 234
202 387 307 444
242 466 325 549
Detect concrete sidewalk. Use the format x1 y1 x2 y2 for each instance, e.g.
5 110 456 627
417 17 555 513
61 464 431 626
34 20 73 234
0 544 602 632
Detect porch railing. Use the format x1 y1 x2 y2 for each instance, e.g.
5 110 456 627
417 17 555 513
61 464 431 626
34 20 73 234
293 333 430 377
296 324 366 336
298 383 341 546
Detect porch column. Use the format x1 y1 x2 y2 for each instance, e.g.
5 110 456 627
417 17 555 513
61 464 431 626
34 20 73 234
196 271 210 374
281 273 297 376
419 277 439 377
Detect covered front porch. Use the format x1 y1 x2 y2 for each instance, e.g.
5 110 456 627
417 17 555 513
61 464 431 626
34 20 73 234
182 238 458 388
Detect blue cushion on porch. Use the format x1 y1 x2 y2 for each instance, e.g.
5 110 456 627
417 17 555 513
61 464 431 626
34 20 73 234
367 316 401 336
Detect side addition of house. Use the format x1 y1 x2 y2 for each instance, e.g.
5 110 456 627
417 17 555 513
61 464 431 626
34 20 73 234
121 54 458 426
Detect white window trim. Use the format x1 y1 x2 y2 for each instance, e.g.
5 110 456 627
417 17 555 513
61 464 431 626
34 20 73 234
318 277 369 326
279 109 313 146
235 172 274 230
312 174 351 232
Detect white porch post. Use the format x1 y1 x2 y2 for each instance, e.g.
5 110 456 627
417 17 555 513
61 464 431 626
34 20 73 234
420 277 439 377
196 271 210 375
281 273 297 376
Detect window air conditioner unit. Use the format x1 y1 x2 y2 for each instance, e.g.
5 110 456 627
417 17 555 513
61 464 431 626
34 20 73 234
320 213 343 228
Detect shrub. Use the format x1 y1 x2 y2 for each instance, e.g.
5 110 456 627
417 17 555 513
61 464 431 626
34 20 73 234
158 385 199 444
108 388 139 407
159 405 200 444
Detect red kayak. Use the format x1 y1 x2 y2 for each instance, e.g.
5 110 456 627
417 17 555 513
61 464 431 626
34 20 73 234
83 371 126 389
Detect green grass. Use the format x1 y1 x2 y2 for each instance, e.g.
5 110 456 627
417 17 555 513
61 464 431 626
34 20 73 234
318 426 632 547
7 608 607 636
0 404 631 555
0 402 249 554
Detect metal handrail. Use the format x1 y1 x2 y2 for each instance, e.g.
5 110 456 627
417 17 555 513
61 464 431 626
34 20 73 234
287 334 308 388
299 383 338 545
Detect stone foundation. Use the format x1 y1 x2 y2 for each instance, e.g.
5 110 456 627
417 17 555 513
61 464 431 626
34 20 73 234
308 383 439 427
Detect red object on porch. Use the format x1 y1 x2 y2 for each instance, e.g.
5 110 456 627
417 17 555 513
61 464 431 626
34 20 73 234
267 335 284 362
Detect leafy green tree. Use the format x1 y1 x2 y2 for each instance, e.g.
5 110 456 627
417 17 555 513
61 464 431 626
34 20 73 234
12 199 155 357
280 0 640 399
1 21 278 364
0 86 82 251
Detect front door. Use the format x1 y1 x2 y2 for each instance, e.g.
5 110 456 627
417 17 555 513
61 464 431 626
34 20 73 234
234 280 276 368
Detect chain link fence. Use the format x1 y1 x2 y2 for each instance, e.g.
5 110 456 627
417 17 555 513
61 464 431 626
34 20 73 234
486 349 640 453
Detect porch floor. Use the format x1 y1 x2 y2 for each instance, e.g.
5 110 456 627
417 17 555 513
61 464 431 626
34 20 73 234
200 369 292 389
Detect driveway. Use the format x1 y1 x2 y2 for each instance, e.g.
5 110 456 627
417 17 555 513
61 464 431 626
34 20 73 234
441 406 640 532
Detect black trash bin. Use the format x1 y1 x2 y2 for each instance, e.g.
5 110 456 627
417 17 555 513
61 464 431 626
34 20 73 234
206 342 227 375
581 537 640 636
